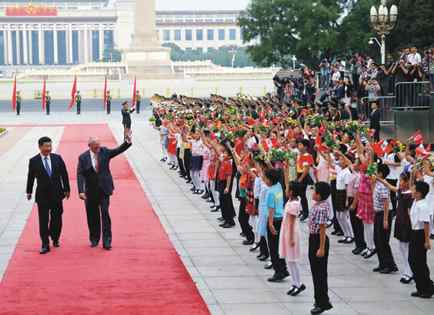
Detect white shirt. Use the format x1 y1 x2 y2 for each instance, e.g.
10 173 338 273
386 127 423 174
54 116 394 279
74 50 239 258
385 153 402 180
40 154 52 173
90 151 98 171
336 167 352 190
407 52 422 65
410 199 432 230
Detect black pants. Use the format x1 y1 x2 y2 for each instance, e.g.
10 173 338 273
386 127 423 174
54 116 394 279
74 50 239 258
373 128 380 142
238 197 254 241
374 211 396 269
37 201 63 246
218 181 236 224
386 179 398 213
107 102 111 114
16 104 21 115
46 104 50 115
136 101 141 114
309 234 331 308
176 148 186 176
296 180 309 217
350 208 366 249
259 236 269 257
330 180 342 233
409 229 434 294
77 104 81 115
184 149 192 181
85 190 112 245
267 218 287 274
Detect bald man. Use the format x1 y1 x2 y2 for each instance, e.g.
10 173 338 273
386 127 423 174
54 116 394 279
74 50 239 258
77 136 132 250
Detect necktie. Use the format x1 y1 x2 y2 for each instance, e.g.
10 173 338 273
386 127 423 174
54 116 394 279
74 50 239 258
44 156 52 177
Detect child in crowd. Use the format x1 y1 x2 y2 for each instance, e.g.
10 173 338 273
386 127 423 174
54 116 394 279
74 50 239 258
372 164 398 274
264 168 289 282
378 172 413 283
279 181 305 296
409 181 434 298
309 182 333 315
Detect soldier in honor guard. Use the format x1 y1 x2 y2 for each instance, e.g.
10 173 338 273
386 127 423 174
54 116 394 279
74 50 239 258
135 90 142 114
46 91 52 115
76 91 82 115
16 91 22 116
106 91 112 115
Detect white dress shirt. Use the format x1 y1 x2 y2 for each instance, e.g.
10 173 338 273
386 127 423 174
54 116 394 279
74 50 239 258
410 199 432 230
40 153 52 173
90 151 98 171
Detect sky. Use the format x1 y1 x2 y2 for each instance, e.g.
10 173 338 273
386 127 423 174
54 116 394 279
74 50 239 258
156 0 250 11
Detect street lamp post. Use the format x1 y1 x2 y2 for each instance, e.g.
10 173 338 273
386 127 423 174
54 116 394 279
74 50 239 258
369 0 398 64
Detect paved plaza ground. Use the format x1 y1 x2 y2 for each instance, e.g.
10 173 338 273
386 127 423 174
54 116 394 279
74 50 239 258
0 110 433 314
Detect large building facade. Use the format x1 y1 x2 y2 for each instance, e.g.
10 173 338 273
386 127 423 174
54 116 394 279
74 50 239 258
0 0 245 66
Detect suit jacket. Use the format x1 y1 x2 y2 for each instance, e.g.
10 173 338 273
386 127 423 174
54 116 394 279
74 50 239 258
77 142 132 196
26 153 70 205
370 109 381 130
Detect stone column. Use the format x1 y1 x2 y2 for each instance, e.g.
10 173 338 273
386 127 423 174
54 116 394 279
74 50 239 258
99 25 104 61
39 25 45 64
68 24 73 64
23 28 28 64
53 27 58 64
16 30 21 65
133 0 158 48
28 29 33 64
83 26 89 63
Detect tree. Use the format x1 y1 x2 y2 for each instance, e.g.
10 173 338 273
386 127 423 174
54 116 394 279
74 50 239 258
238 0 341 67
389 0 434 51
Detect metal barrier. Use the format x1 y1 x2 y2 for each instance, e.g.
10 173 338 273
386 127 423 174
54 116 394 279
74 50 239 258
358 96 396 123
394 81 432 109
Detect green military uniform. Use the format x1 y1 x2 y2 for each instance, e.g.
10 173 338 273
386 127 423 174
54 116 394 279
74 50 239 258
76 94 82 115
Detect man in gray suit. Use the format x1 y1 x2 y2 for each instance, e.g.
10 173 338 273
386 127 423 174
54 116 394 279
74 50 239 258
77 136 132 250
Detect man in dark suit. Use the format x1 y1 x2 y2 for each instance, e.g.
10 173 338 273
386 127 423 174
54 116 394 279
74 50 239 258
77 136 132 250
370 101 381 142
26 136 70 254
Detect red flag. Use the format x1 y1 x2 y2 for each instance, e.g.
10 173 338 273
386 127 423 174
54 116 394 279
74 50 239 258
371 142 384 157
41 79 46 111
412 130 424 145
132 77 137 108
11 76 17 111
68 76 77 110
103 76 108 110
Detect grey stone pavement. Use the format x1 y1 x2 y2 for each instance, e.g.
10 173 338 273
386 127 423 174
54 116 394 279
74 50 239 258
0 110 433 315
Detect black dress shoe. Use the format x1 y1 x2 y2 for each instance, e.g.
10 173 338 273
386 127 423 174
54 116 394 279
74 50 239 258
352 247 365 255
264 263 273 270
267 273 286 282
103 244 112 250
331 230 338 235
40 246 50 254
344 237 354 244
222 222 235 228
380 266 398 274
310 304 333 315
337 238 347 244
290 284 306 296
201 193 210 200
373 266 382 272
217 217 225 222
53 240 60 248
250 243 260 252
336 231 344 236
287 286 297 295
243 239 254 246
211 207 220 213
240 232 246 237
258 255 269 261
90 241 99 248
400 276 413 284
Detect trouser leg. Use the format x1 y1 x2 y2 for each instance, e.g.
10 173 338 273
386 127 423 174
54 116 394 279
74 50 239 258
48 202 63 242
37 204 50 246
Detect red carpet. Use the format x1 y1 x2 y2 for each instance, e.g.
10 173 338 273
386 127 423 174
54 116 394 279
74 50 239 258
0 124 210 315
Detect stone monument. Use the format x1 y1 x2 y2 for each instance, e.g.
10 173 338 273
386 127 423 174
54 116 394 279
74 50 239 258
123 0 173 78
